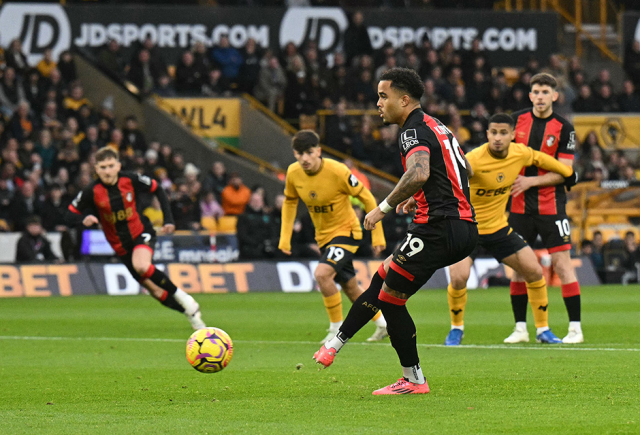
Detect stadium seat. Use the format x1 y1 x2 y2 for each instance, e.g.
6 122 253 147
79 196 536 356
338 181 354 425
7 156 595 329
201 217 218 232
217 216 238 233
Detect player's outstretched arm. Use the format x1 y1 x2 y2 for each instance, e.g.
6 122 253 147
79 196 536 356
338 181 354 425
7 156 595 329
354 186 386 253
512 154 573 197
278 195 299 255
364 150 429 231
154 185 175 234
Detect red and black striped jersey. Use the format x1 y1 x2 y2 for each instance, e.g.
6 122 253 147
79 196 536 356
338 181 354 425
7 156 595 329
68 172 172 256
511 108 576 215
398 109 476 226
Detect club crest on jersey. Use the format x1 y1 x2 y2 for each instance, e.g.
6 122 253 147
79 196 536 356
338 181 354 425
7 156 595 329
497 172 505 183
400 128 418 150
309 191 317 199
126 192 132 202
545 135 557 147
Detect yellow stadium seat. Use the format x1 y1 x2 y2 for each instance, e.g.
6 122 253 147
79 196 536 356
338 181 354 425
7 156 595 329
599 228 620 243
585 216 605 227
604 215 629 224
217 216 237 233
201 217 218 232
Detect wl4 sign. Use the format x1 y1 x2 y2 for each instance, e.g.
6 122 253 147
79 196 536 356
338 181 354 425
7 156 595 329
160 98 240 142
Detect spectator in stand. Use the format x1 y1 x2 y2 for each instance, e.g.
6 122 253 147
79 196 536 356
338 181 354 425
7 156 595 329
595 84 619 112
447 113 470 148
169 153 187 182
202 69 225 97
40 101 63 135
143 196 164 228
0 67 25 116
40 184 69 232
221 172 251 215
324 100 355 155
572 85 599 113
254 55 287 113
0 178 13 231
175 50 205 95
617 80 640 112
239 38 262 94
35 129 58 174
343 11 373 63
57 50 77 84
622 231 640 276
154 74 176 97
5 39 28 76
203 161 228 197
106 128 123 154
624 40 640 86
236 191 276 260
23 69 43 114
200 190 224 221
9 100 35 142
98 39 125 80
127 49 160 95
78 125 103 161
122 115 147 155
9 180 44 231
63 84 90 118
211 34 243 90
15 215 58 263
36 49 56 80
171 181 201 230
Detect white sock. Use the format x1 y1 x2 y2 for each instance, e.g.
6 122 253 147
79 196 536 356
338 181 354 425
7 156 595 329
536 326 549 335
515 321 527 332
329 321 343 332
451 325 464 331
402 364 425 384
373 314 387 328
325 332 348 352
173 289 198 315
569 321 582 333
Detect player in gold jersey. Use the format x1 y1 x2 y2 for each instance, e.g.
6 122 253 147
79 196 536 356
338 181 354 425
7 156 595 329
436 114 576 345
279 130 388 343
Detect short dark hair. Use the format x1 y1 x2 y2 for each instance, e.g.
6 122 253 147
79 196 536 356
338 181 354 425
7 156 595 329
292 130 320 153
488 113 515 128
379 67 424 101
95 146 119 162
530 72 557 90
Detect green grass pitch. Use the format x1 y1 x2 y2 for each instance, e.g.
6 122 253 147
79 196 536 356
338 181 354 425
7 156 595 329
1 285 639 435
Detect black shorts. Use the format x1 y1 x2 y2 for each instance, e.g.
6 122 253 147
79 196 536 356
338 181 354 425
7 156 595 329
385 219 478 296
119 230 157 281
508 213 571 253
319 236 361 284
471 226 529 263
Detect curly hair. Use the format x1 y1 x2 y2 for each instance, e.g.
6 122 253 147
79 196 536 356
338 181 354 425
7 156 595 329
379 67 424 101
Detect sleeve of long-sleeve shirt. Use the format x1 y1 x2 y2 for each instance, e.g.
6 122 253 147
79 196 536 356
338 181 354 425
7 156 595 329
278 169 299 252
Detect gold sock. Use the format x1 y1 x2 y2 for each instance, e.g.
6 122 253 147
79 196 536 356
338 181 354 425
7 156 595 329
447 283 467 327
323 292 343 323
527 278 549 328
371 311 382 322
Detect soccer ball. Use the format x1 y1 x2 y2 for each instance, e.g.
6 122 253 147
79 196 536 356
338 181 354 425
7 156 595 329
186 327 234 373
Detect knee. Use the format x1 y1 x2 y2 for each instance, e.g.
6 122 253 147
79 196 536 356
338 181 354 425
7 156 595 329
314 268 333 285
450 273 469 290
523 264 544 283
133 260 152 278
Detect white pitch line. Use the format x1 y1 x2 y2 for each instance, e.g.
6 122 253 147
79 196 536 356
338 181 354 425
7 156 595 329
0 335 639 352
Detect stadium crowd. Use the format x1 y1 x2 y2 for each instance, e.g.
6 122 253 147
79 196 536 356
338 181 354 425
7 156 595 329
1 9 639 274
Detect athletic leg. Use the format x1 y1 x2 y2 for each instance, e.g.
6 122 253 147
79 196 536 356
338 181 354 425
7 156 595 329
444 256 472 345
551 250 583 343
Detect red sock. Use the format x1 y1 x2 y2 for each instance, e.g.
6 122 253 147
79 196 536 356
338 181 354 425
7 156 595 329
561 282 580 297
510 281 527 296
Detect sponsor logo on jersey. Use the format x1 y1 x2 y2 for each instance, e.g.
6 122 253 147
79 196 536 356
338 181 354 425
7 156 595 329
475 186 511 196
348 174 359 187
308 204 335 213
545 135 556 147
309 190 317 199
496 172 505 183
567 131 576 150
126 192 133 202
396 254 406 264
400 129 419 150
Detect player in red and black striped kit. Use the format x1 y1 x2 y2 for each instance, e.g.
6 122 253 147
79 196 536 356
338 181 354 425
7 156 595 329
314 68 478 395
67 147 206 330
508 73 583 344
